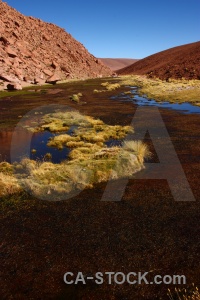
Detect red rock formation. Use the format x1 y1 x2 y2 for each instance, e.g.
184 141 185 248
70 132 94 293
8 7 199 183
117 41 200 80
0 1 112 89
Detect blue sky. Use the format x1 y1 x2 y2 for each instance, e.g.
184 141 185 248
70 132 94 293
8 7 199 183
5 0 200 59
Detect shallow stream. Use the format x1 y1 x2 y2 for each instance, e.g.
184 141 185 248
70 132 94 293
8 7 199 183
0 86 200 164
111 87 200 114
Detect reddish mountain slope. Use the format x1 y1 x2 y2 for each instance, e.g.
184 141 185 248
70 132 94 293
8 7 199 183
117 41 200 80
99 58 139 71
0 2 112 89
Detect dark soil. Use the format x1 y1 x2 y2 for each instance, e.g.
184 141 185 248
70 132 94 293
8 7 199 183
0 79 200 299
117 41 200 80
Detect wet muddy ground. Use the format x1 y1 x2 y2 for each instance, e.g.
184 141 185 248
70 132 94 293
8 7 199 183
0 78 200 299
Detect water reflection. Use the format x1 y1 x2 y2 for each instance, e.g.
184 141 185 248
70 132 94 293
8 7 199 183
111 87 200 114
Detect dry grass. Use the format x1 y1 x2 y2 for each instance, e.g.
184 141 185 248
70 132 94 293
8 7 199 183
0 162 21 197
123 140 151 163
69 92 83 103
119 75 200 105
168 286 200 300
44 111 133 149
1 110 149 199
31 110 91 133
0 137 151 199
94 81 121 93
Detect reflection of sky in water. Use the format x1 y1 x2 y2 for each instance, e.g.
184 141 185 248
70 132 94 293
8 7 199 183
30 131 70 163
111 87 200 114
30 132 123 164
30 125 79 163
105 139 122 147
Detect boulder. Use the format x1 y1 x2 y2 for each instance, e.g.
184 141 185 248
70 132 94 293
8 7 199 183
46 73 61 84
34 77 44 84
7 82 22 90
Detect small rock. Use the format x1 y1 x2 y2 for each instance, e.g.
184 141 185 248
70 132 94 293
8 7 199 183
6 46 18 58
7 82 22 90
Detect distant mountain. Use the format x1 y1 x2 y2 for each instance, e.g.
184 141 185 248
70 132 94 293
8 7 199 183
99 58 139 71
117 41 200 80
0 1 112 90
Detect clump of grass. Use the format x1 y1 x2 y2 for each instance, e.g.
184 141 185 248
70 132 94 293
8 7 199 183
0 162 21 197
0 162 13 175
29 110 91 133
0 173 21 197
69 92 83 103
94 82 121 93
124 91 132 95
168 286 200 300
101 82 109 87
44 153 52 160
123 140 151 163
47 134 81 150
93 89 104 93
106 83 121 91
40 119 69 132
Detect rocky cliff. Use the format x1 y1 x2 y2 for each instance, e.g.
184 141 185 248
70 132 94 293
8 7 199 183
0 1 112 90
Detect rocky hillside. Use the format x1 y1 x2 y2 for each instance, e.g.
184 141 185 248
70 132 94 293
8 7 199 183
117 41 200 80
0 1 112 90
99 58 139 71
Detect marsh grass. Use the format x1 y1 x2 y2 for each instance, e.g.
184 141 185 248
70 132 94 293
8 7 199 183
123 141 151 163
0 162 21 197
39 110 133 149
69 92 83 103
94 82 121 93
36 110 91 133
119 75 200 105
0 110 149 199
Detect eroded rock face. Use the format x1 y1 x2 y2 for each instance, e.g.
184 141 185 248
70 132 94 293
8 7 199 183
0 2 112 89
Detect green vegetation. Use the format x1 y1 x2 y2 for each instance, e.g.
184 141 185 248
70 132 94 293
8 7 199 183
119 75 200 105
0 89 36 99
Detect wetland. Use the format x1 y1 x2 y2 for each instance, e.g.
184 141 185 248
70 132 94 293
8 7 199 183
1 76 200 299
